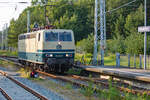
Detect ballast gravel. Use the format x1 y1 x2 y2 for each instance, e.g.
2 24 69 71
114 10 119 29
14 77 68 100
0 66 68 100
0 92 7 100
0 74 39 100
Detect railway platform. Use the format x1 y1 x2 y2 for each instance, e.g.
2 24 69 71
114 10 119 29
77 65 150 83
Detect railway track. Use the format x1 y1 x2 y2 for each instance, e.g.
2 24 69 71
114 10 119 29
0 87 12 100
1 56 150 96
36 70 150 96
0 70 48 100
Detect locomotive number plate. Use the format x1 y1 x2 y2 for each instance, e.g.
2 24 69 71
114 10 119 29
55 55 63 57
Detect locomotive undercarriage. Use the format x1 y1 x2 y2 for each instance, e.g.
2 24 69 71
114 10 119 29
18 59 73 73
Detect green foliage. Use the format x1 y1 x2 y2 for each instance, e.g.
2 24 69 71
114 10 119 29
125 33 144 54
98 89 108 100
0 60 4 65
65 83 73 90
124 4 144 36
8 0 94 47
114 14 125 38
107 80 121 100
80 75 95 100
107 36 125 54
97 80 150 100
76 34 94 54
6 0 150 55
66 68 82 75
0 50 18 57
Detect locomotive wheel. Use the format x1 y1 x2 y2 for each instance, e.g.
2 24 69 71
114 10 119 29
38 65 44 71
43 64 49 72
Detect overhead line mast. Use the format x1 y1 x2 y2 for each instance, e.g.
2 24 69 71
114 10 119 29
93 0 141 66
93 0 106 66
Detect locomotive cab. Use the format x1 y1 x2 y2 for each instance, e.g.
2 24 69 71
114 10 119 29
43 30 75 67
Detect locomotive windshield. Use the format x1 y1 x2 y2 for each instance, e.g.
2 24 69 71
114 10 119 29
59 32 72 41
45 31 72 42
45 32 58 41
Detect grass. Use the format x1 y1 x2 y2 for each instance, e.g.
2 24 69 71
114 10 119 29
17 68 31 78
66 68 82 75
0 50 145 68
80 78 150 100
0 59 16 69
104 54 116 66
75 53 116 66
31 78 100 100
0 50 149 69
80 75 95 100
0 50 18 57
75 53 150 69
0 53 149 100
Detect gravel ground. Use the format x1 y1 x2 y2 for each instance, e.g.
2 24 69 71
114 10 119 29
14 77 68 100
32 76 100 100
0 74 39 100
0 66 68 100
0 92 7 100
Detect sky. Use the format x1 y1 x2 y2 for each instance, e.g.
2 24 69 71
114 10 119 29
0 0 31 31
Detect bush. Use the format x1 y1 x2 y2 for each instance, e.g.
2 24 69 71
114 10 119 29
85 53 93 58
125 33 144 54
76 34 94 54
107 36 125 54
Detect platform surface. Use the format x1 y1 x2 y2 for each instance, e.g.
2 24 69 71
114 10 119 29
79 65 150 83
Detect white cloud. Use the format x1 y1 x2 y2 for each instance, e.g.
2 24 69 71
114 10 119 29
0 0 31 30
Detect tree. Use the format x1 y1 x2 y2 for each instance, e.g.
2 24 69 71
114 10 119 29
114 14 125 38
76 34 94 54
125 33 144 54
124 4 144 36
107 36 125 54
7 0 149 54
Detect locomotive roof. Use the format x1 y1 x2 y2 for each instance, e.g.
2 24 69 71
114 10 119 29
19 29 73 36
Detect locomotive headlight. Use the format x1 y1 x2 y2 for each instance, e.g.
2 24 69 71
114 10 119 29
58 42 61 45
66 54 69 57
50 54 53 57
66 54 73 57
46 54 53 57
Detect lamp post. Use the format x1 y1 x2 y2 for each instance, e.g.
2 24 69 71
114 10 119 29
27 10 30 33
144 0 147 69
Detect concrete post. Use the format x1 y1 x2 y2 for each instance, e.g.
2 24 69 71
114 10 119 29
128 54 130 67
139 54 142 69
134 54 136 68
116 53 120 67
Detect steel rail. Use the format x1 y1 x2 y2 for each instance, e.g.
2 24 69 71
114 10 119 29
0 71 48 100
37 70 150 96
71 75 150 95
1 56 150 96
0 87 12 100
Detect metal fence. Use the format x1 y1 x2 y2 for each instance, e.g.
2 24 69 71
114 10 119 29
77 53 150 70
116 53 150 69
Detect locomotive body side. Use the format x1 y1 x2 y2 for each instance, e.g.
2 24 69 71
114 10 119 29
18 30 44 64
18 29 75 72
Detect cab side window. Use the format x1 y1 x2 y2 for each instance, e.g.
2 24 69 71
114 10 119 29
38 33 40 41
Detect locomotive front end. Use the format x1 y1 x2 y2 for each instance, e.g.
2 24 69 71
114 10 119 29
42 29 75 70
